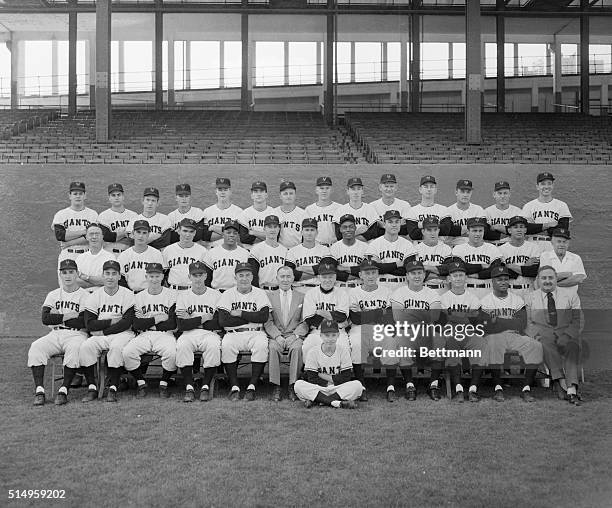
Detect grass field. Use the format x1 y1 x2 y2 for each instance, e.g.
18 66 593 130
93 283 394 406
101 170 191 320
1 163 611 507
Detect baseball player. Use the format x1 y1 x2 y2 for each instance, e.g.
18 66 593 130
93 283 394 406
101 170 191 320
75 223 117 291
285 218 331 294
439 261 486 402
28 259 89 406
129 187 172 250
499 216 541 298
333 177 379 242
522 172 572 251
301 260 351 360
294 319 363 409
98 183 137 257
275 181 308 249
53 181 98 273
330 214 369 288
480 266 543 403
202 220 250 291
238 181 275 247
445 179 486 247
123 262 178 398
365 210 417 292
175 261 222 403
117 220 164 293
78 260 136 402
415 217 452 294
389 260 443 401
539 228 586 296
162 218 207 291
451 217 503 299
484 181 526 245
404 175 452 241
370 173 411 232
347 259 392 401
248 215 288 290
203 177 244 248
305 176 340 247
167 183 205 244
217 262 271 401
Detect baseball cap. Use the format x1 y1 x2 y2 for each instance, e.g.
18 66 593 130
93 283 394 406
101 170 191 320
251 181 267 192
320 319 339 334
317 261 337 276
235 262 253 274
108 183 124 194
59 259 78 271
420 175 436 186
216 177 231 188
537 172 555 183
507 216 528 228
69 181 86 192
316 176 332 187
222 220 240 232
178 218 198 230
491 266 510 278
280 181 296 192
302 218 318 229
175 183 191 195
456 179 473 190
551 227 571 239
380 173 397 184
143 187 159 198
132 220 150 232
189 261 207 275
359 258 379 271
102 260 121 273
145 262 164 274
466 217 487 229
347 177 363 188
422 217 440 229
447 261 467 274
404 260 425 273
383 210 402 221
494 181 510 191
339 214 356 225
264 215 280 226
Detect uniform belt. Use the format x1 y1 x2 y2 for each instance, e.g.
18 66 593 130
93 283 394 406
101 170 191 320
467 283 490 288
379 277 405 282
426 283 446 289
294 282 319 288
530 235 550 241
511 284 531 289
52 325 81 332
260 284 279 290
170 284 190 290
112 248 124 253
337 282 359 288
66 248 86 254
226 327 262 333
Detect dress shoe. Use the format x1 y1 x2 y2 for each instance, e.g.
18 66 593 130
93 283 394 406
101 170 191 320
568 393 581 406
288 384 297 402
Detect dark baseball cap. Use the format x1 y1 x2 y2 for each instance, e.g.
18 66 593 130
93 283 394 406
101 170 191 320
280 181 296 192
339 214 356 225
551 227 571 239
448 261 467 274
491 266 510 278
59 259 78 271
69 181 86 192
102 260 121 273
383 210 402 221
380 173 397 184
359 258 379 271
145 262 164 274
317 262 337 275
189 261 207 274
132 220 150 232
176 183 191 195
507 216 528 228
320 319 339 334
457 179 473 190
302 218 318 229
264 215 280 227
235 262 253 274
347 177 363 188
251 181 267 192
108 183 124 194
420 175 436 186
422 217 440 229
466 217 487 229
143 187 159 198
216 177 231 188
316 176 332 187
222 220 240 232
404 260 425 273
537 172 555 183
494 181 510 191
178 218 198 230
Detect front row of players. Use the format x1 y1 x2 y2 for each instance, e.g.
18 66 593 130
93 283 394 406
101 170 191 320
28 254 582 408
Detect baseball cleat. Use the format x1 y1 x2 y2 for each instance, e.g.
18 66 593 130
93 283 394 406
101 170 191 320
229 389 240 401
271 386 281 402
520 390 535 403
359 390 368 402
468 391 480 403
199 387 210 402
33 393 46 406
405 386 417 401
453 391 465 403
288 384 297 402
159 385 170 398
136 384 148 399
568 393 581 406
304 400 314 408
106 389 118 403
428 386 441 401
386 389 396 403
493 389 505 402
54 392 68 406
340 400 357 409
245 388 256 401
183 389 195 403
81 389 98 403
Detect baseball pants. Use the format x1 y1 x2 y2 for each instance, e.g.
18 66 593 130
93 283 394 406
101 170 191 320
302 329 350 360
425 281 449 296
79 331 135 368
538 335 580 387
175 329 221 369
268 335 303 386
294 379 363 402
377 278 405 294
292 283 319 296
122 331 177 372
444 335 487 367
221 330 268 363
28 330 87 368
466 281 492 300
348 325 376 364
485 332 543 366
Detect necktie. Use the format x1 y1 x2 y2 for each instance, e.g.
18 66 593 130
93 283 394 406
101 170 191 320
282 291 290 324
546 292 557 327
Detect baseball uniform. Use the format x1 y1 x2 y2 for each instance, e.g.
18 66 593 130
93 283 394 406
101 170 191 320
499 240 541 297
445 203 486 247
129 212 172 249
203 244 250 291
274 205 308 249
203 203 244 247
415 240 452 293
333 202 379 238
539 249 586 296
117 245 164 293
452 242 503 299
75 248 117 290
286 243 331 293
238 205 275 244
163 242 207 290
98 207 138 257
53 205 99 267
366 236 416 291
405 203 451 241
522 198 572 250
485 204 525 245
330 239 369 288
370 197 411 224
248 241 288 289
168 207 205 237
305 202 341 247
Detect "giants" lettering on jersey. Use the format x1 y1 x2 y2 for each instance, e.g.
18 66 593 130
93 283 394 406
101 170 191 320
63 218 93 228
259 255 285 267
167 256 199 268
403 300 430 309
100 303 124 314
531 210 560 221
230 302 258 311
187 304 215 315
140 303 169 314
358 299 388 310
55 301 80 311
462 253 492 264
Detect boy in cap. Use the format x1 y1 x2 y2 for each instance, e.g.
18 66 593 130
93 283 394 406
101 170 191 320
333 177 379 242
275 180 308 249
203 177 243 248
305 176 340 247
98 183 138 257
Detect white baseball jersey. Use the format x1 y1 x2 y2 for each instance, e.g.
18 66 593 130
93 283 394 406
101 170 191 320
85 286 135 320
480 291 525 320
370 197 411 222
333 202 378 236
129 212 171 243
163 243 207 287
303 286 350 324
415 241 452 286
203 245 250 290
249 242 288 286
238 205 275 237
499 241 542 288
390 286 441 311
274 206 308 249
286 244 331 273
217 286 271 328
203 203 244 246
305 202 340 246
366 236 416 266
452 243 502 268
522 198 572 226
349 285 391 313
440 289 481 316
134 287 176 322
167 207 205 232
42 287 89 330
98 207 138 255
52 207 99 250
176 287 222 319
304 342 352 385
117 246 164 292
330 239 369 268
75 249 117 281
485 204 526 244
406 203 450 223
539 250 586 296
445 203 486 246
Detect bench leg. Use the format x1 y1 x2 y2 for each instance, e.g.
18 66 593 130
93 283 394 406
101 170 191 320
444 371 452 400
97 354 107 400
50 362 56 394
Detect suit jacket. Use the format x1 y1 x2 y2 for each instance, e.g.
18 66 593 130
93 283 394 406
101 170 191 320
524 287 582 341
264 289 309 339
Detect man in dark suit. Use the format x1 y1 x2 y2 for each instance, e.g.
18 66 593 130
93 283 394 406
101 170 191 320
265 266 309 401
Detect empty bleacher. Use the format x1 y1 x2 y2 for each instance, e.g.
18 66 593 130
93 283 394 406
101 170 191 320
0 109 59 141
345 112 612 165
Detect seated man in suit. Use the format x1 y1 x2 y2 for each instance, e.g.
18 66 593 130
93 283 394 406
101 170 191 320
524 265 583 405
264 266 309 402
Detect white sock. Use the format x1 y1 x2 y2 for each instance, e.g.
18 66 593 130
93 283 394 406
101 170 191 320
109 385 117 392
494 385 503 392
567 385 577 396
522 386 531 392
247 384 255 391
159 381 168 387
88 384 97 391
331 400 341 408
387 385 395 392
406 382 415 389
430 380 439 388
201 384 209 390
58 386 68 395
231 385 240 392
455 384 463 393
469 385 477 393
36 386 45 394
137 379 146 387
186 384 194 391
